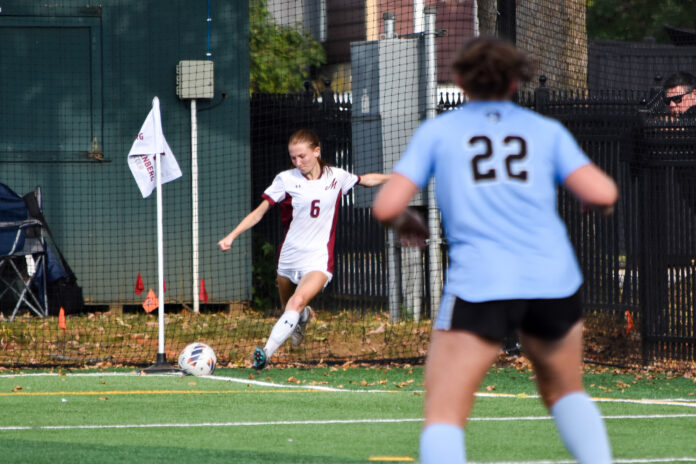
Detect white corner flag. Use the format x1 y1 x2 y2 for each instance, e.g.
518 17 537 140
128 97 182 198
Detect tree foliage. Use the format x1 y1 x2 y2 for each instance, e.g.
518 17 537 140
249 0 326 93
587 0 696 43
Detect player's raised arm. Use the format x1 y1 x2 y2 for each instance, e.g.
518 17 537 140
358 172 391 187
217 199 271 251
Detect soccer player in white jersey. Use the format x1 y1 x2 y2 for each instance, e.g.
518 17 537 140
373 37 617 464
218 129 390 369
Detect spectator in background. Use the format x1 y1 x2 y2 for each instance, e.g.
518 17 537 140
663 72 696 117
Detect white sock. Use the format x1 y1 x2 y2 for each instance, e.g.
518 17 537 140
551 392 612 464
263 311 300 358
420 423 465 464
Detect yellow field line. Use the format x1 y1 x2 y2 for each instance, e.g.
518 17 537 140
368 457 415 462
0 389 322 397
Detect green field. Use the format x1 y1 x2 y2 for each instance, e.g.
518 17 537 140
0 366 694 463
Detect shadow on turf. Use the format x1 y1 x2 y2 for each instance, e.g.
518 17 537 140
0 438 369 464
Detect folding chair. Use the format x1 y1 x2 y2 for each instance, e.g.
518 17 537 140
0 184 49 320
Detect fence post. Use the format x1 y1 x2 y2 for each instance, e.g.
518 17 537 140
388 229 402 322
534 75 549 114
302 80 314 106
424 6 443 322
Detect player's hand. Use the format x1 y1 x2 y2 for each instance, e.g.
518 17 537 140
390 208 429 249
581 203 615 216
217 236 234 251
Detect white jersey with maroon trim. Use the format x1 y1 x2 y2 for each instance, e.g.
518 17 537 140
262 166 360 273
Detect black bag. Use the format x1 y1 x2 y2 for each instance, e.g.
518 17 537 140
48 276 84 315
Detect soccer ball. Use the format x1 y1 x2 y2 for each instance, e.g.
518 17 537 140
178 342 217 376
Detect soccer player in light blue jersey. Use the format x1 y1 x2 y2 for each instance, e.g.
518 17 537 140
373 37 617 464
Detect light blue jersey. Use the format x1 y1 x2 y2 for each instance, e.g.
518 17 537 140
394 101 589 302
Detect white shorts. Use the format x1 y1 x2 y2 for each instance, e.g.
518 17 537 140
277 268 333 287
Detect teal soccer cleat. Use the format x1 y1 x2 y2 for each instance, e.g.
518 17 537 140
252 347 267 370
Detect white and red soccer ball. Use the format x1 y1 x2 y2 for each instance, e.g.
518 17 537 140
178 342 217 376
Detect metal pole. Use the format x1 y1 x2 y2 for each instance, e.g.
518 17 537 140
191 99 200 313
424 6 443 320
382 12 401 322
413 0 425 33
383 12 396 39
155 126 165 355
318 0 327 43
140 97 179 374
387 229 402 322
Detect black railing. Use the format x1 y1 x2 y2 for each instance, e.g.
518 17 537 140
250 83 696 366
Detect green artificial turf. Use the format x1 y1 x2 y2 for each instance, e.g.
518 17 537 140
0 367 693 463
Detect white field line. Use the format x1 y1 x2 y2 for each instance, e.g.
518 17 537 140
1 413 695 432
469 460 696 464
1 372 695 409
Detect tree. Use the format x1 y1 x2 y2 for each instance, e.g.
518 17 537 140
249 0 326 93
587 0 696 43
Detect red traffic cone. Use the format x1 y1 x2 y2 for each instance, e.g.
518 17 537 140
135 273 144 295
200 279 209 303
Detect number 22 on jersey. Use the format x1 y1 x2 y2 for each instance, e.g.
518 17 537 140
468 135 528 183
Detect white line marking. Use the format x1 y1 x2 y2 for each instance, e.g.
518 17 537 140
0 372 140 378
0 418 423 431
468 414 696 421
0 413 694 432
199 374 404 392
468 460 696 464
1 372 695 409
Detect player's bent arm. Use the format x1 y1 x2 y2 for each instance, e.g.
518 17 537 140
358 173 392 187
218 199 272 251
564 163 618 215
372 174 429 248
373 173 418 222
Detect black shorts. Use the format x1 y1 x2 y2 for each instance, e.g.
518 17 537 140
443 289 583 342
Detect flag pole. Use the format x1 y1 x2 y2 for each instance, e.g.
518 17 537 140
140 97 180 374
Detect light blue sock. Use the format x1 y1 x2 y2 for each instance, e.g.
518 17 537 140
551 391 612 464
419 423 465 464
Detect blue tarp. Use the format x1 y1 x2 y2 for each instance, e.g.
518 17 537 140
0 183 68 283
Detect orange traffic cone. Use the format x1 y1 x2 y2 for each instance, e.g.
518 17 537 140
58 307 67 330
142 289 158 313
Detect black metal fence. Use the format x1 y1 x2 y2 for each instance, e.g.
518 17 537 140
251 82 696 367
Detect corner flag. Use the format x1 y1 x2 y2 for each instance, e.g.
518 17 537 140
127 97 182 198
